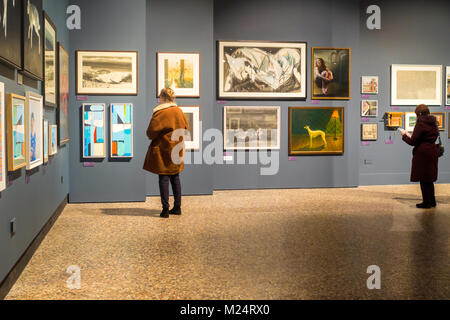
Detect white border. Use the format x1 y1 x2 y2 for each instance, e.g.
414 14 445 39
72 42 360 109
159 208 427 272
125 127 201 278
361 100 378 117
82 103 106 159
110 103 134 158
25 92 44 170
361 123 378 141
405 112 417 133
179 106 200 151
361 76 379 94
49 125 58 156
43 120 48 163
0 82 5 192
44 18 57 106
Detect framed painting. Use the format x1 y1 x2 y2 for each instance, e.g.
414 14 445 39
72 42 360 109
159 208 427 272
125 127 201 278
57 43 69 144
82 103 105 158
157 52 200 98
391 65 442 106
361 100 378 117
218 41 307 100
43 12 57 107
223 106 280 150
288 107 345 156
76 50 138 95
179 105 200 150
48 124 57 156
361 123 378 141
0 0 22 69
405 112 417 133
386 112 403 128
110 103 133 158
311 48 351 100
43 119 48 163
0 82 5 191
22 0 43 80
6 93 26 171
25 91 43 170
446 67 450 106
431 112 446 131
361 76 378 95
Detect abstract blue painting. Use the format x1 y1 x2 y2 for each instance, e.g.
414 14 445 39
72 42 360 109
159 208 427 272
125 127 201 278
83 104 105 158
110 103 133 158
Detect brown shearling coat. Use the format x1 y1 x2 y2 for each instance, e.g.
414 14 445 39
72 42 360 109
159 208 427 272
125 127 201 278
143 103 189 175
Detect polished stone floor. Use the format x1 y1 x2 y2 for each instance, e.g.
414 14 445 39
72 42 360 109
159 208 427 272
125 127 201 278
6 185 450 300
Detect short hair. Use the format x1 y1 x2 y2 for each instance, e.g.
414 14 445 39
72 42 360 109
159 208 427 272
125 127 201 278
160 88 176 102
415 104 430 116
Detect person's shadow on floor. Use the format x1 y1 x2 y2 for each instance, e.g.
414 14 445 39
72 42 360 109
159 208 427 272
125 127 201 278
101 208 161 218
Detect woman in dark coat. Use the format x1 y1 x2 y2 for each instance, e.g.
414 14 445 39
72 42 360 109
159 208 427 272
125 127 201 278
401 104 439 209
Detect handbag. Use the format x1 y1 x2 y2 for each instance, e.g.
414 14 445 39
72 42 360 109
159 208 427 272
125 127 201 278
436 132 444 158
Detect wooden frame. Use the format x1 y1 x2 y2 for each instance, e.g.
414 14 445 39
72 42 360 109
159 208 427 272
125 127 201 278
25 91 43 170
289 107 345 156
311 47 351 100
217 40 307 100
82 103 106 159
48 124 57 156
431 112 446 131
76 50 138 95
57 43 70 145
361 100 378 117
361 123 378 141
179 105 200 151
6 93 26 171
43 11 57 107
110 103 133 158
386 112 404 128
43 119 48 164
361 76 378 95
21 0 43 81
0 82 6 191
157 52 200 98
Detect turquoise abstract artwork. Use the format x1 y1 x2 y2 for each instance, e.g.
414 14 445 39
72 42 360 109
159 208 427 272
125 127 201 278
83 104 105 158
110 103 133 158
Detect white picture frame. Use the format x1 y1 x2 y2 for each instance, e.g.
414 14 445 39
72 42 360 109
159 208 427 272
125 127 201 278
179 106 200 151
361 76 378 95
25 91 44 171
361 100 378 117
82 103 106 159
405 112 417 133
49 124 58 156
0 82 6 192
110 103 134 158
43 120 48 164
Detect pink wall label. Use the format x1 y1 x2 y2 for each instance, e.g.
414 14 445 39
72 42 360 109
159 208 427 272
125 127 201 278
217 100 226 105
362 95 370 99
385 140 394 145
311 100 320 105
83 162 95 167
288 157 297 161
391 106 399 111
361 117 370 122
446 106 450 110
77 95 88 101
361 142 371 146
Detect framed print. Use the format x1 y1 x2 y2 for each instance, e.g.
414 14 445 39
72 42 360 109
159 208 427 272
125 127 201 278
76 50 138 95
311 47 351 100
6 93 26 171
218 41 307 100
361 76 378 95
223 106 280 150
361 100 378 117
361 123 378 141
0 82 5 191
289 107 344 155
391 64 442 106
57 43 69 144
25 91 43 170
43 119 48 163
446 67 450 106
157 52 200 98
179 105 200 150
110 103 133 158
48 124 57 156
0 0 22 69
43 12 57 107
405 112 417 132
386 112 403 128
22 0 43 80
83 103 105 158
431 112 446 131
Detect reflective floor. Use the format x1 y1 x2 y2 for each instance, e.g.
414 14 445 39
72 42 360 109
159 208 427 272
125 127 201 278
6 185 450 300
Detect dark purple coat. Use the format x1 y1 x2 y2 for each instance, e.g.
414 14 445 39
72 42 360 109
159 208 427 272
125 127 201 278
402 115 439 182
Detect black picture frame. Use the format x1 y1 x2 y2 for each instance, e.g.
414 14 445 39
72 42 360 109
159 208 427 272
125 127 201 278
0 0 22 69
21 0 43 81
43 11 57 107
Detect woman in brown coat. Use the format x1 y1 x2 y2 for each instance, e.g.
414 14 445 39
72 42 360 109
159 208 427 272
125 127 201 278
143 88 189 218
401 104 439 209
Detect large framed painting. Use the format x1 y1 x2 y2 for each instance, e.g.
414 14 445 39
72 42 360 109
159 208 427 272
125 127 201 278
6 93 26 171
57 43 69 144
76 50 138 95
83 103 105 158
361 76 378 95
223 106 280 150
110 103 133 158
405 112 417 133
22 0 43 80
0 0 22 69
311 48 351 100
446 67 450 106
25 91 43 170
289 107 345 156
48 124 57 156
218 41 307 100
43 119 48 163
179 106 200 150
431 112 446 131
0 82 5 192
361 100 378 117
361 123 378 141
43 12 57 107
391 64 442 106
157 52 200 98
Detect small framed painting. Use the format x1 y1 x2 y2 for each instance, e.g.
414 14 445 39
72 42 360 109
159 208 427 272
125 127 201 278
361 123 378 141
361 76 378 95
386 112 403 128
82 103 106 158
110 103 133 158
405 112 417 133
25 91 44 170
0 0 22 69
21 0 43 80
157 52 200 98
49 124 57 156
179 106 200 150
431 112 446 131
43 12 57 107
361 100 378 117
6 93 26 171
57 43 70 145
0 82 6 192
446 67 450 106
43 120 48 163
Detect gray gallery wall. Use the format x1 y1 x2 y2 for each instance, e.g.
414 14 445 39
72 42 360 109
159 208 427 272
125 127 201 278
0 0 71 284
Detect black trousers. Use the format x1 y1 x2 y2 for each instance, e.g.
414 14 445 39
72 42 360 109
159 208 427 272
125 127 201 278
158 174 182 210
420 182 436 205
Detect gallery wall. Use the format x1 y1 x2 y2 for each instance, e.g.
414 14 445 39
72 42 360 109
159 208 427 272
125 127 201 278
0 0 70 285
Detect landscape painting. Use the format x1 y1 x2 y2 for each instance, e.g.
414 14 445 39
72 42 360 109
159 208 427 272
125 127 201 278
405 112 417 133
157 52 200 98
0 83 5 191
223 106 280 150
58 44 70 144
218 41 307 100
44 12 57 107
179 106 200 150
22 0 43 80
6 93 26 171
76 51 138 95
25 91 43 170
289 107 345 155
110 103 133 158
0 0 22 69
83 103 105 158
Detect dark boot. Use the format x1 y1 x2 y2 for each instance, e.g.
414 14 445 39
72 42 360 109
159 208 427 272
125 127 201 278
416 203 432 209
169 207 181 215
160 208 169 218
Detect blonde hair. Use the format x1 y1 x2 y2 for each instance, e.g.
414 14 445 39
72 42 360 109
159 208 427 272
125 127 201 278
160 88 176 102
